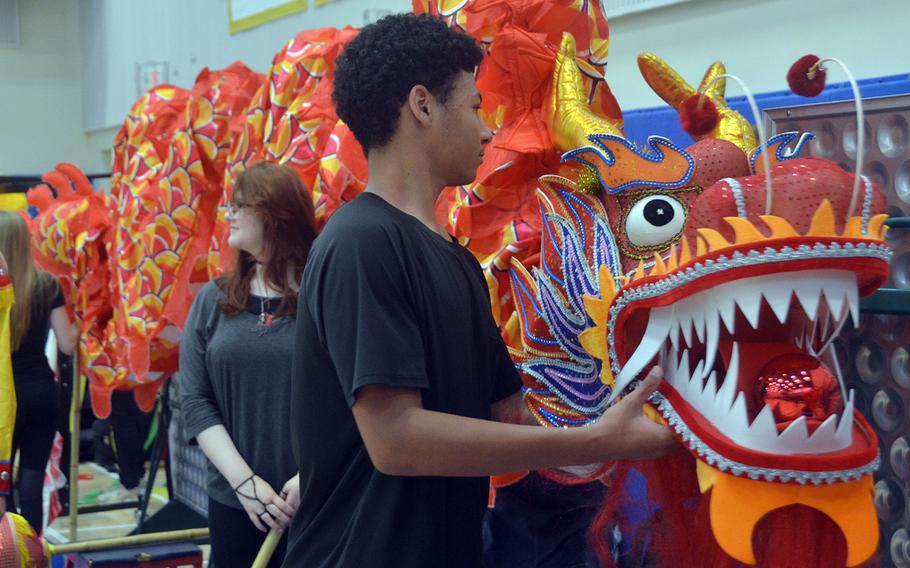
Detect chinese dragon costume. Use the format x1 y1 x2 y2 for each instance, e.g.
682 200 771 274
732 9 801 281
15 0 886 566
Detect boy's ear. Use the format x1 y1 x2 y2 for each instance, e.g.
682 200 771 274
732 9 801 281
407 85 433 126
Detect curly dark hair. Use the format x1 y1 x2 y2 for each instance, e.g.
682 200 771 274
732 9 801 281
333 13 484 153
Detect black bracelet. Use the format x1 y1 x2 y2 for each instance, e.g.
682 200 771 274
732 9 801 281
233 474 269 507
232 473 256 493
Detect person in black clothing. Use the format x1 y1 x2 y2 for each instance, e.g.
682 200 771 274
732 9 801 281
284 14 677 568
95 389 153 504
0 211 77 533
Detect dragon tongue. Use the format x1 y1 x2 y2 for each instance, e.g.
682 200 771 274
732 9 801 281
755 352 844 433
697 461 878 566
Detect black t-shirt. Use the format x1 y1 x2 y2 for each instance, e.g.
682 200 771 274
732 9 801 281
285 192 522 568
12 276 64 385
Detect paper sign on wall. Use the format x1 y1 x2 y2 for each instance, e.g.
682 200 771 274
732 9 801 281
136 61 169 97
229 0 308 34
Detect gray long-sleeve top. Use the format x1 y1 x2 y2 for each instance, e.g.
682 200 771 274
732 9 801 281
178 281 297 509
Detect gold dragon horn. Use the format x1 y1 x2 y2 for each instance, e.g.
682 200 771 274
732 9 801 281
700 61 727 101
637 53 757 153
549 33 624 153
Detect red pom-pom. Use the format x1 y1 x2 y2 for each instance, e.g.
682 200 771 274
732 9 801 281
787 54 826 97
679 94 720 137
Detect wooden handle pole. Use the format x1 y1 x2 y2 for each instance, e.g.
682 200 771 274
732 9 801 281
67 349 84 542
251 529 282 568
49 527 210 555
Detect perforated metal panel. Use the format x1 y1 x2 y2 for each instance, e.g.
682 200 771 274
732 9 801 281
168 378 210 519
766 95 910 567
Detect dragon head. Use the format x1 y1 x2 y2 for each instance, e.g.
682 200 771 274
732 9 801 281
511 33 887 566
610 162 887 565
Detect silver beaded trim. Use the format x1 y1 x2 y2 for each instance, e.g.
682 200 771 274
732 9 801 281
861 175 873 236
722 177 747 219
653 392 880 484
607 241 892 375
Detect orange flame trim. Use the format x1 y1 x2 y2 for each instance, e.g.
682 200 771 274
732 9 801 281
629 200 888 281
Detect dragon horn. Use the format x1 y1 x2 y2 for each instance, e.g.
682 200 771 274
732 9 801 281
56 163 95 195
549 33 623 153
638 52 696 107
25 184 53 211
637 53 757 152
40 171 74 199
699 61 727 100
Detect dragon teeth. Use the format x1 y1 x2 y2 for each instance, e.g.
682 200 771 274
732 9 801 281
794 280 822 321
677 349 691 391
669 320 681 351
726 392 751 435
678 309 694 348
824 290 846 324
714 342 739 416
735 292 762 329
616 270 862 454
777 416 811 452
665 346 679 386
703 310 720 379
701 372 718 414
717 290 737 334
683 360 705 402
692 309 706 344
835 389 855 444
759 274 794 324
662 339 854 455
846 285 859 326
747 404 778 445
808 413 840 449
612 306 672 401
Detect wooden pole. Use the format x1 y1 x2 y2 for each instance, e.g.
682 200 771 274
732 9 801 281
48 527 210 555
67 349 84 542
251 529 282 568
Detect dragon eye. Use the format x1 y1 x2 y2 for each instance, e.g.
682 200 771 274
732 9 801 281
625 195 686 248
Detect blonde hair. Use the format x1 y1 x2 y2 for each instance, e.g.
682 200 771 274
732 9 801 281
0 211 51 350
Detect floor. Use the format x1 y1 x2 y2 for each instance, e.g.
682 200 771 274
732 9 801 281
45 462 211 565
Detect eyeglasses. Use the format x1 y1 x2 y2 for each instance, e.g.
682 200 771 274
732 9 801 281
225 202 246 216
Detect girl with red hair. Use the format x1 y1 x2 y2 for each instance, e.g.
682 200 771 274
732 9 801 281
179 162 318 567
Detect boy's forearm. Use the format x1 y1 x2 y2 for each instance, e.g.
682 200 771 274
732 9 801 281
362 405 606 477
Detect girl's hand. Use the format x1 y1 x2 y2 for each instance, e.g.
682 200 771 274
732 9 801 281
234 474 296 532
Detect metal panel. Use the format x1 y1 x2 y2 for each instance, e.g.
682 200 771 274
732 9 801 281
765 95 910 567
167 379 210 519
